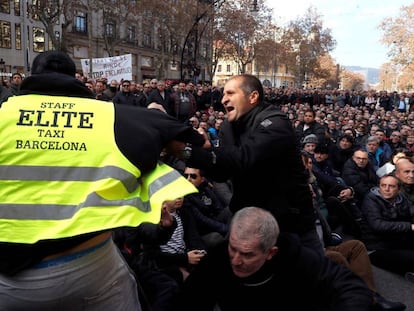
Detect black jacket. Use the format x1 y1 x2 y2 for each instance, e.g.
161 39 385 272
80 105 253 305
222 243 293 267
183 184 228 236
112 90 139 106
361 187 414 250
295 120 326 144
0 85 13 106
0 72 204 275
146 88 173 115
341 159 379 205
179 233 372 311
189 104 315 234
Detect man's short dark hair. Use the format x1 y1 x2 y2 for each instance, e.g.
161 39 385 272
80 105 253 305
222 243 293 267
12 72 22 79
314 144 329 154
234 74 264 104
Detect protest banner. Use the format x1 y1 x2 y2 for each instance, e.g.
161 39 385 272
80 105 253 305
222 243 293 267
81 54 132 82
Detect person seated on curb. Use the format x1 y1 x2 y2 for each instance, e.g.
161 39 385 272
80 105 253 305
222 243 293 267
303 151 406 310
361 174 414 283
302 150 362 238
182 167 231 248
142 198 207 286
313 181 406 311
342 149 379 208
177 206 372 311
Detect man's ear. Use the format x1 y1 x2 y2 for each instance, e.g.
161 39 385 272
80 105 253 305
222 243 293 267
266 246 278 260
249 90 259 105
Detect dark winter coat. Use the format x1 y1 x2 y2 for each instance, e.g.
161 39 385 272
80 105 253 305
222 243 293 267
179 233 372 311
189 104 315 235
0 85 12 106
341 158 379 205
361 187 414 250
112 90 139 106
295 120 326 144
146 88 173 115
183 184 228 236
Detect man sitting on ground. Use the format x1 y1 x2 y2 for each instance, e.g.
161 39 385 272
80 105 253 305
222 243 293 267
178 206 372 311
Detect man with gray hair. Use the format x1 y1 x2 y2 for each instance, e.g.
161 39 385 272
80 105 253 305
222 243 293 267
179 206 372 310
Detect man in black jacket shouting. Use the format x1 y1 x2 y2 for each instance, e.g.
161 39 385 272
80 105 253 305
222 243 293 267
182 74 322 252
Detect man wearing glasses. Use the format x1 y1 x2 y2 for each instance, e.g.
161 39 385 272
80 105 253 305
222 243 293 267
389 131 404 153
182 167 230 248
112 80 139 106
342 149 379 208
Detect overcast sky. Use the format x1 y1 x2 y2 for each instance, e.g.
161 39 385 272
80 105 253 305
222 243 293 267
266 0 413 68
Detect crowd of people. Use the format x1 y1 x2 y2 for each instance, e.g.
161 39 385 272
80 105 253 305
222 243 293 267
1 51 414 310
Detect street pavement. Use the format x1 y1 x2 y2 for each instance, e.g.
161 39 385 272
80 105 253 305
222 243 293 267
321 224 414 310
373 266 414 311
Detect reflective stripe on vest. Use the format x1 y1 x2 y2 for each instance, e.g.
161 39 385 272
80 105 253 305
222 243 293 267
0 95 197 243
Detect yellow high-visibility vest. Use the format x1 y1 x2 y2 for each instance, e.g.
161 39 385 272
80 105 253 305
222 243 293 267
0 95 197 243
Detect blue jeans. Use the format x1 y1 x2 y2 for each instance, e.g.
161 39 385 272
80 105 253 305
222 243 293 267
0 238 141 311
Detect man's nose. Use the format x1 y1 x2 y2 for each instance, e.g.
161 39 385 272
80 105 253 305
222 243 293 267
231 254 242 265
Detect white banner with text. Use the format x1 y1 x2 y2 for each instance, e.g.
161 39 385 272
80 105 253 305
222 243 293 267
80 54 132 82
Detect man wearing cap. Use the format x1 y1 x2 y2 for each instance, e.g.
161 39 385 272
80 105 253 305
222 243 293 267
302 134 319 155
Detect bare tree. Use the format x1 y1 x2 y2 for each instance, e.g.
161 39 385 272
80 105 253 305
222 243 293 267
215 0 272 74
380 4 414 91
279 6 336 87
340 70 364 91
27 0 83 52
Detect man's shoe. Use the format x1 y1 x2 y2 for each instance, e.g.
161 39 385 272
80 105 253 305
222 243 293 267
405 272 414 284
373 293 406 311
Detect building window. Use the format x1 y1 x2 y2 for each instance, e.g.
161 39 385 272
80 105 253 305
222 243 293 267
33 27 45 52
143 30 152 48
226 64 231 72
0 0 10 14
105 22 115 38
127 26 136 43
0 21 11 48
74 13 87 33
14 0 20 16
217 64 222 72
29 0 41 20
15 23 21 50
